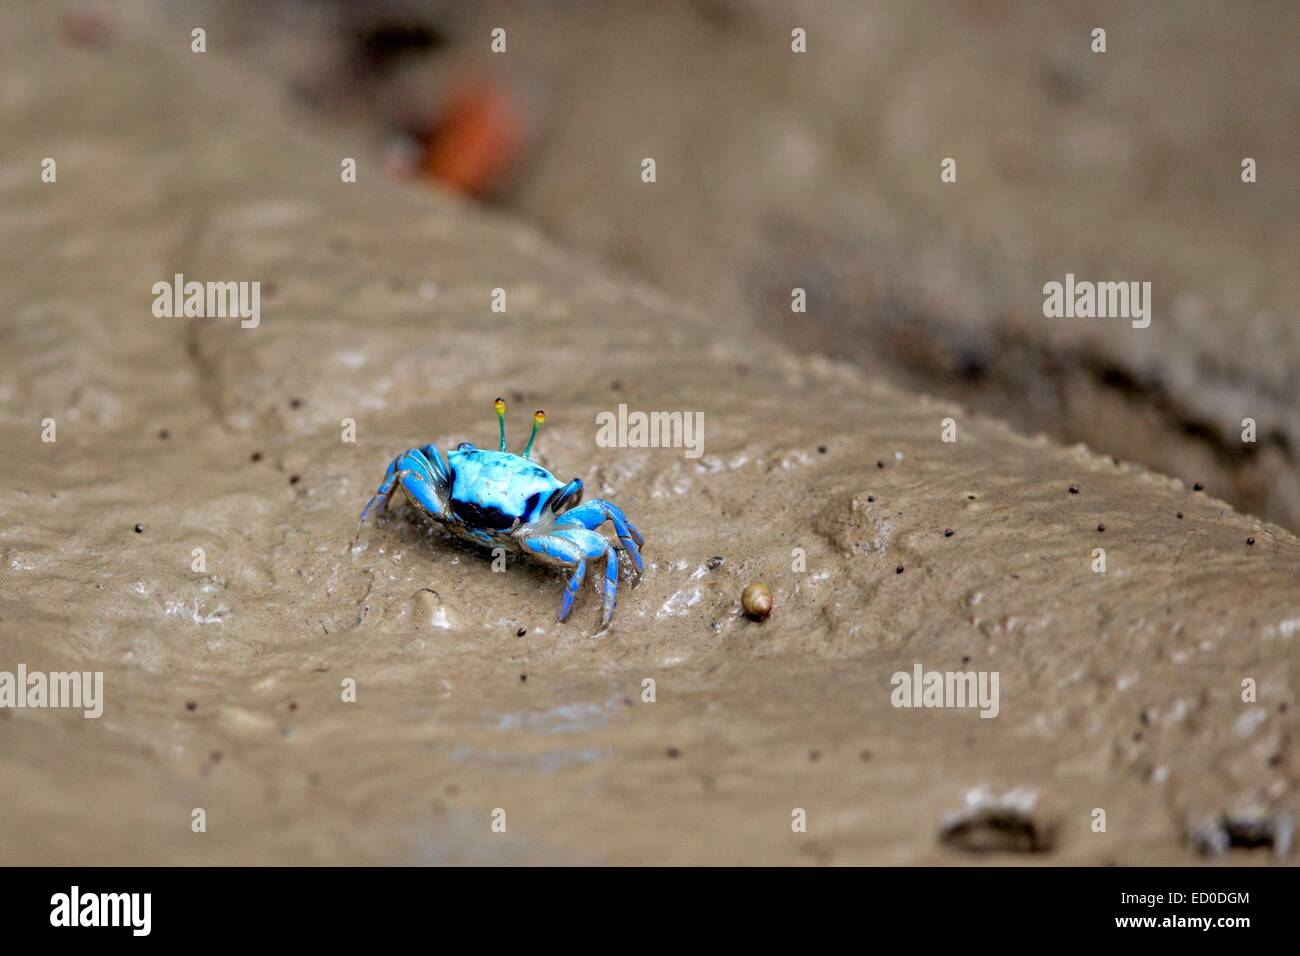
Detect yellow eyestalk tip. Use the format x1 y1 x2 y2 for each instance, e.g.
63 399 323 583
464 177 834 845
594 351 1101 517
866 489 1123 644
495 398 508 450
522 410 545 459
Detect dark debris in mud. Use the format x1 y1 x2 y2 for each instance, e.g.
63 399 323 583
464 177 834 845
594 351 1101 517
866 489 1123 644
1188 811 1294 859
940 792 1055 855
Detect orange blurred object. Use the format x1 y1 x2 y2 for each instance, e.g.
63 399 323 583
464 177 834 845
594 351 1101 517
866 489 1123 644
64 9 111 48
422 84 526 198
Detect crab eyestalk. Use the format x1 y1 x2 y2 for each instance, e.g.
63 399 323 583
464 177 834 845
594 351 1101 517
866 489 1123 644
494 397 507 451
522 410 545 460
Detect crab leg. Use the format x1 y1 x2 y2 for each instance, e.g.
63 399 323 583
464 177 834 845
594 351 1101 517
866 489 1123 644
417 444 451 484
556 499 645 572
521 528 614 624
355 448 451 542
600 542 619 623
355 466 409 542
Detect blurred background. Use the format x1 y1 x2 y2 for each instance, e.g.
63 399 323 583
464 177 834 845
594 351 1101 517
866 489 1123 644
68 0 1300 527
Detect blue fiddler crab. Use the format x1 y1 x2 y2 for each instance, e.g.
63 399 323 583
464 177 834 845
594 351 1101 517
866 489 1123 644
356 399 645 626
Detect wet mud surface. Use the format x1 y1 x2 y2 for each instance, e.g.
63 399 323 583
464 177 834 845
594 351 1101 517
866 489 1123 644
263 0 1300 530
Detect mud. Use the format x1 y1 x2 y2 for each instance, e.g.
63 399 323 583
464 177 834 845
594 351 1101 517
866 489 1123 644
1 2 1297 865
253 0 1300 530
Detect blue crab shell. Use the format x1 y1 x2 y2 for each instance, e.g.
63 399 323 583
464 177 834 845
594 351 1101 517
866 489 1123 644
446 446 567 531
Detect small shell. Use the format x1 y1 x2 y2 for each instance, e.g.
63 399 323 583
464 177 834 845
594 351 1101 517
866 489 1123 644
741 583 773 621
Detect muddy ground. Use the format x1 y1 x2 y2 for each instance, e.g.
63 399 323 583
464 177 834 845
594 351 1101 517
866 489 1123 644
215 0 1300 530
0 2 1297 865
